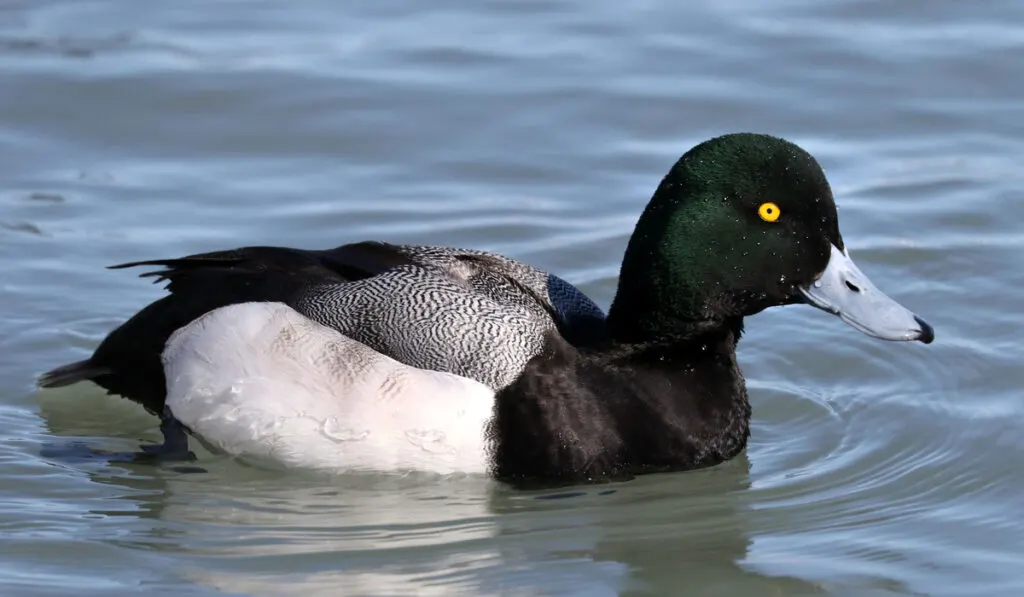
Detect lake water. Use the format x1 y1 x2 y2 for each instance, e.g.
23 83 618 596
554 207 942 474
1 1 1021 595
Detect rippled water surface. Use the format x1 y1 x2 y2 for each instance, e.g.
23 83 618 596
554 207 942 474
2 1 1022 595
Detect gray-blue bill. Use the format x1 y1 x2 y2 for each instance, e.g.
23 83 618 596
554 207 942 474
800 244 934 344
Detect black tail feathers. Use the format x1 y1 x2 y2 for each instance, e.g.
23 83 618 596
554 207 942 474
38 360 110 388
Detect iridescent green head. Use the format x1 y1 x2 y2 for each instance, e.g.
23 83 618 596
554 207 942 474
608 133 933 344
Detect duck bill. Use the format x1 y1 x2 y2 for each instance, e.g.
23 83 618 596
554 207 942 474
799 244 934 344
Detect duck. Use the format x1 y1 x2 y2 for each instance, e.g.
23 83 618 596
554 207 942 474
39 133 935 485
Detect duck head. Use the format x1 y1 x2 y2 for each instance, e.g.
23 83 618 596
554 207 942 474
607 132 934 344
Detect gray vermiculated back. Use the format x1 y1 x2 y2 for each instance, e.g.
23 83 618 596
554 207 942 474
294 245 606 390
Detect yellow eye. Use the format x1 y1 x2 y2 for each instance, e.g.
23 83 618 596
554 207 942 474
758 202 781 222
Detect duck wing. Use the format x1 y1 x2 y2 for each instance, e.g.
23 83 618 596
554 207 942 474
385 245 605 341
445 251 606 346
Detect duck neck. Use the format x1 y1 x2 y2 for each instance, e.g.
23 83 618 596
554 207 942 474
606 185 745 344
605 319 743 363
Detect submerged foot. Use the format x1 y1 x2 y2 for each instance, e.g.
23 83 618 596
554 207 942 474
133 408 199 467
40 410 202 472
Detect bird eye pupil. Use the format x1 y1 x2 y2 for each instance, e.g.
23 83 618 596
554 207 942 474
758 202 781 222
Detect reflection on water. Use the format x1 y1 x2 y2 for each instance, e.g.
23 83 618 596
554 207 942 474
77 452 823 596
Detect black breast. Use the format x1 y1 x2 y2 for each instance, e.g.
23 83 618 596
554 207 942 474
488 329 751 487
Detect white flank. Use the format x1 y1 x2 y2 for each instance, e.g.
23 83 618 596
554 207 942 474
162 302 494 475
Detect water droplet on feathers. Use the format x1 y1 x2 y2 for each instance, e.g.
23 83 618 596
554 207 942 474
405 429 454 454
322 417 369 442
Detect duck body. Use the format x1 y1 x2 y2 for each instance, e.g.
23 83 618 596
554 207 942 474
39 133 935 486
42 242 605 417
163 302 748 480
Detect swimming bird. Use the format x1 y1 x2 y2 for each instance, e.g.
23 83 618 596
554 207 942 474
39 133 934 485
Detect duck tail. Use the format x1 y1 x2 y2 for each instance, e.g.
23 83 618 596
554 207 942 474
38 359 111 388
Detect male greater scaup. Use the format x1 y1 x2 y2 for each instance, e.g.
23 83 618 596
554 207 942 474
39 133 934 485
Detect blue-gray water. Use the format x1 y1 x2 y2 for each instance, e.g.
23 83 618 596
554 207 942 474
1 1 1021 596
